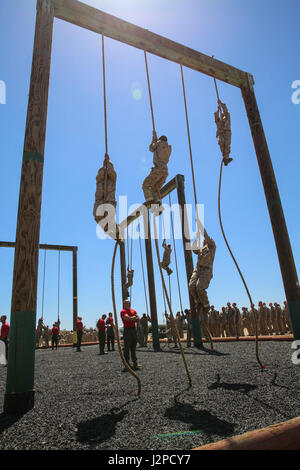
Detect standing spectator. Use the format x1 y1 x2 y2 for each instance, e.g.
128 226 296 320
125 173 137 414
97 314 107 355
184 309 193 347
76 316 84 352
51 323 59 350
0 315 10 361
139 313 150 347
106 312 115 351
120 300 140 370
43 325 51 348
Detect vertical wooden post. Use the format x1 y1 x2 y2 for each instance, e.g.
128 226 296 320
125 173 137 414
144 211 160 351
72 248 78 347
176 175 203 347
119 240 127 303
4 0 54 414
242 74 300 340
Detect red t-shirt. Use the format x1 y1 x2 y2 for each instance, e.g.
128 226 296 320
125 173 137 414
106 317 114 327
121 309 138 328
1 322 9 338
52 326 59 336
98 318 106 332
76 320 83 331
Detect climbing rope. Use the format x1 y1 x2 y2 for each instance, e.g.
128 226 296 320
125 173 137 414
169 194 184 314
217 159 264 369
57 250 61 324
180 64 202 240
144 51 156 134
101 34 109 199
41 249 47 320
152 215 192 386
138 224 149 316
111 240 142 396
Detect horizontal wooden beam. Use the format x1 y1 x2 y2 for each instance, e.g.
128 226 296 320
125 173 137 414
118 175 178 232
0 241 78 252
52 0 249 88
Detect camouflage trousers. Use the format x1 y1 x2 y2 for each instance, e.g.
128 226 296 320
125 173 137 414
189 268 212 310
217 130 231 159
142 167 168 202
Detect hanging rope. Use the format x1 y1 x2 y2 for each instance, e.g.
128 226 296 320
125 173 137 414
138 224 149 316
129 224 133 302
218 159 264 369
144 51 156 134
102 35 108 156
180 64 202 240
153 215 192 387
169 194 184 314
111 240 141 396
41 249 47 320
57 250 61 324
101 34 110 200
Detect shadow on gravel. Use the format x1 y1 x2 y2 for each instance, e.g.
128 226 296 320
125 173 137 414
208 374 258 394
76 399 137 447
137 347 229 357
164 394 235 438
0 413 25 435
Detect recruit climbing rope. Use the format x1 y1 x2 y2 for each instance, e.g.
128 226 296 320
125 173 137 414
153 215 192 387
213 76 264 370
111 239 142 396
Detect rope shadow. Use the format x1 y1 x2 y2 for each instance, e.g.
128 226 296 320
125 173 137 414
208 374 258 394
136 346 229 357
164 391 235 439
76 398 138 447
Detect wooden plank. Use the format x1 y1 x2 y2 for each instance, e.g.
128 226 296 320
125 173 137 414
0 241 78 252
52 0 248 88
241 74 300 340
118 175 177 233
4 0 55 414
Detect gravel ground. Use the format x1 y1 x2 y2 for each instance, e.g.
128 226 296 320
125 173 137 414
0 341 299 450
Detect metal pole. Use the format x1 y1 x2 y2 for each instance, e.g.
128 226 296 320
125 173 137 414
176 175 203 347
242 74 300 340
4 0 54 414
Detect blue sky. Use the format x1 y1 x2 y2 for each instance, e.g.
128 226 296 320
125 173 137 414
0 0 299 330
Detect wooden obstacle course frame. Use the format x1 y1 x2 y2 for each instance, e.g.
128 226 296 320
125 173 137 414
4 0 300 414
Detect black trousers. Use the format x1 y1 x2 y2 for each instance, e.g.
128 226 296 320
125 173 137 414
51 335 59 350
98 331 106 354
107 331 115 350
123 327 137 364
2 338 8 360
77 330 83 350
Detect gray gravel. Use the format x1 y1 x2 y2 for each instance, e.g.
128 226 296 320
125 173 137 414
0 341 299 450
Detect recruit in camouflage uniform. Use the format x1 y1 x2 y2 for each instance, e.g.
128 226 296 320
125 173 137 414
283 301 292 332
189 233 216 314
139 313 150 347
124 268 134 299
142 131 171 205
93 154 117 230
220 307 228 337
160 240 173 276
269 302 278 335
225 302 235 337
36 317 45 348
214 101 233 166
184 309 193 347
274 302 285 335
232 302 241 339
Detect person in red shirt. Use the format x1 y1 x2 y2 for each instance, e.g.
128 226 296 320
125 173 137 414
106 312 115 352
120 300 140 370
0 315 10 361
96 314 107 355
76 316 84 352
51 323 59 350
